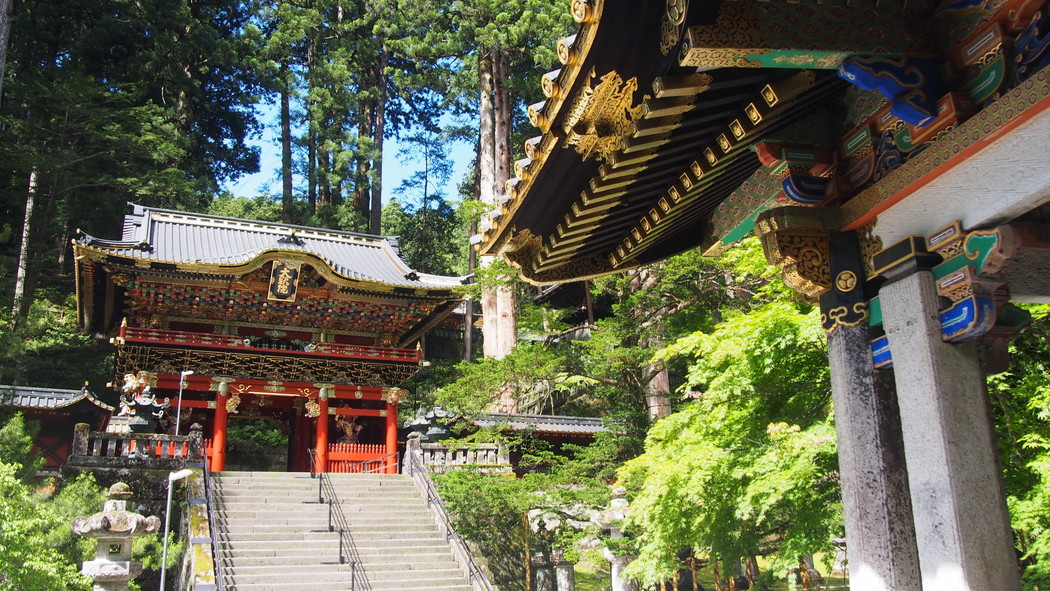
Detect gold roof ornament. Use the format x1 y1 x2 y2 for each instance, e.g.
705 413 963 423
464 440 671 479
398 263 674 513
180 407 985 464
563 69 644 162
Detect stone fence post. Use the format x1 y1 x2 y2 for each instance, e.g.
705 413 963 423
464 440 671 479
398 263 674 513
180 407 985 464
72 423 90 456
187 423 203 462
552 548 576 591
532 550 556 591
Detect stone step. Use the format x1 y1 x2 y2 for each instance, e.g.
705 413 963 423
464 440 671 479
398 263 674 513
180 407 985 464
225 551 456 568
218 530 444 543
213 470 472 590
221 539 451 554
226 566 467 585
224 580 472 591
225 557 460 574
214 482 418 493
215 492 424 504
218 507 434 520
217 519 437 532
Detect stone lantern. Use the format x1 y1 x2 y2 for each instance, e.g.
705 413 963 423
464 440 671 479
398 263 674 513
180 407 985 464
593 487 638 591
72 482 161 591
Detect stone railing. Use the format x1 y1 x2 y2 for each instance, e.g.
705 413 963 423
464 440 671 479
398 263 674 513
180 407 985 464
406 434 495 591
68 423 203 470
419 442 511 474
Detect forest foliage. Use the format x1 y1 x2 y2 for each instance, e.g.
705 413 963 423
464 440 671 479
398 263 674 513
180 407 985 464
2 2 1050 590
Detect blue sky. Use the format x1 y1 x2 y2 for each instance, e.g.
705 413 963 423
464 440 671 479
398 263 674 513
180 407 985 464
221 105 476 206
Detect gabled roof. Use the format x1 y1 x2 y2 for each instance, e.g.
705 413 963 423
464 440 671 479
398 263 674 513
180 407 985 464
0 384 115 413
76 203 466 291
474 413 607 436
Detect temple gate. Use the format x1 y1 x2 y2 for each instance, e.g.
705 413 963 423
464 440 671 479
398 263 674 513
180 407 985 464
74 204 464 473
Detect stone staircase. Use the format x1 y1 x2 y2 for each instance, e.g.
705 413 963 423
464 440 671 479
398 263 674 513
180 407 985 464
213 471 475 591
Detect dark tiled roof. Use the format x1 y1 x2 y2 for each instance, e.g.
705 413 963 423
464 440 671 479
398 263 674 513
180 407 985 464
0 385 115 412
474 413 607 435
77 203 466 290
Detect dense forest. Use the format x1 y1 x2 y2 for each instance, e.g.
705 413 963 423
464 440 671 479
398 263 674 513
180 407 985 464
3 1 1050 590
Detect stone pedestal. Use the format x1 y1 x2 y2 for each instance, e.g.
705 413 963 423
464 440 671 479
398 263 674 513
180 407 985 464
602 549 639 591
532 551 556 591
881 270 1020 591
551 548 575 591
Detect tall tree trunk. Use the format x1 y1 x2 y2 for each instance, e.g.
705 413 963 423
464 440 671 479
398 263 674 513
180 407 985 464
280 64 294 223
478 50 500 360
464 159 480 362
306 43 317 212
494 49 513 185
492 48 517 359
354 100 373 227
369 46 387 234
646 367 672 419
0 0 13 105
317 140 332 210
11 167 37 325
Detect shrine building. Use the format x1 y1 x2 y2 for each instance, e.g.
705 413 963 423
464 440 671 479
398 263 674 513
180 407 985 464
475 1 1050 590
73 204 465 474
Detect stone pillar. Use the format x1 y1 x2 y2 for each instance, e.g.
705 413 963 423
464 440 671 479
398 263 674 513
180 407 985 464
532 551 557 591
73 483 160 591
187 423 203 462
820 233 921 591
314 386 331 473
551 548 576 591
881 269 1019 591
72 422 90 456
593 488 638 591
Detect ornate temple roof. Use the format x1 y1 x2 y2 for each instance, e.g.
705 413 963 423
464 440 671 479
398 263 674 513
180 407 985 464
474 0 1050 285
76 204 466 291
0 384 115 413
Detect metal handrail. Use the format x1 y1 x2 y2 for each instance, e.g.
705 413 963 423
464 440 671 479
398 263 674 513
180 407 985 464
309 450 368 590
202 454 226 591
406 448 494 591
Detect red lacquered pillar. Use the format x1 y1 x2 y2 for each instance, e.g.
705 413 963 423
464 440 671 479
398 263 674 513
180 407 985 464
385 401 398 474
314 387 330 473
210 379 231 473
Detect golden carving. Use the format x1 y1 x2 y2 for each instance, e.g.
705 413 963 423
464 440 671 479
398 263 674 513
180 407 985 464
563 69 644 162
503 230 545 273
821 302 870 335
115 344 417 389
660 0 687 55
557 35 577 66
755 209 835 301
571 0 595 23
835 270 858 292
541 70 562 99
856 219 883 279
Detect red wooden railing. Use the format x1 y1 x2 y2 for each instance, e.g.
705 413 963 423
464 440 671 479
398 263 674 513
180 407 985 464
121 326 422 363
326 442 395 473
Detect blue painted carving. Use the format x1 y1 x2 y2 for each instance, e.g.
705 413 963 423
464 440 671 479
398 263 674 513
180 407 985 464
940 294 998 342
839 56 944 126
1015 9 1050 84
780 175 830 205
869 293 997 367
873 129 904 181
936 0 996 14
871 335 893 369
